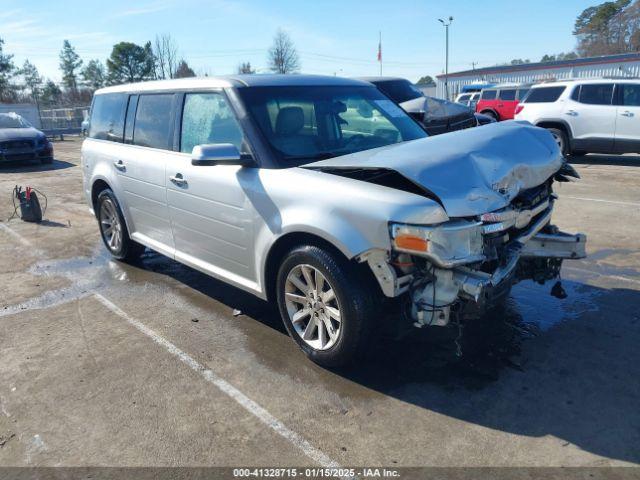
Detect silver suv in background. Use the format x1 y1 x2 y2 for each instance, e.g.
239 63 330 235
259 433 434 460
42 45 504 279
82 75 586 367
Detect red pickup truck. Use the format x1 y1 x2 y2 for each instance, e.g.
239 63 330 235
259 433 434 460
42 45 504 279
475 85 530 121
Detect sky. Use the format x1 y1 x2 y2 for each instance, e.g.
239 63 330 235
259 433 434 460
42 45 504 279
1 0 599 84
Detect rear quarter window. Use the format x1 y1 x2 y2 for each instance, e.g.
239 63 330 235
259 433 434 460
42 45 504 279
522 86 566 103
89 93 127 142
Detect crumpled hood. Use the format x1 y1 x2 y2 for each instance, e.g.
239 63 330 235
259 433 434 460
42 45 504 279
306 121 562 217
0 127 43 142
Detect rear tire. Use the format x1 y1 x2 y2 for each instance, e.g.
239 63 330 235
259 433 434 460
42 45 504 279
276 245 376 368
481 110 498 121
548 128 569 156
96 189 144 262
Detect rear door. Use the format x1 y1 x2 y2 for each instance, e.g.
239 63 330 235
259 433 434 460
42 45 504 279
614 83 640 153
166 91 257 290
116 93 176 255
496 88 517 119
565 83 616 151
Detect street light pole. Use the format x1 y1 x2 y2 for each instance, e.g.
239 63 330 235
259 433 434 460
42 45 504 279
438 16 453 100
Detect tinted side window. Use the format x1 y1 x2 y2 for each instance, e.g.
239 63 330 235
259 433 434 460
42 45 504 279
578 84 614 105
133 94 173 150
89 93 126 142
481 90 497 100
517 88 529 100
523 86 566 103
619 84 640 107
499 89 516 101
180 93 244 153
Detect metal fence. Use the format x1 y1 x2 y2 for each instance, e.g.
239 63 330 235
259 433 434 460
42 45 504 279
39 106 90 135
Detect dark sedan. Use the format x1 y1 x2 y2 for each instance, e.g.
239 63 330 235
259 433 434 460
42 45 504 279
357 77 483 135
0 113 53 164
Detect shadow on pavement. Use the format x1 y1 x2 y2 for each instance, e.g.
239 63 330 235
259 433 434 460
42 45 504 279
0 159 75 173
120 251 640 465
569 154 640 167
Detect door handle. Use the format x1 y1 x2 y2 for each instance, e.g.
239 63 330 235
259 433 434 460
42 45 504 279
113 159 126 170
170 173 187 186
621 111 634 117
565 110 578 116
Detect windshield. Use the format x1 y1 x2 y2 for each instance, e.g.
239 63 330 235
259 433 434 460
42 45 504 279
238 86 427 167
0 113 31 129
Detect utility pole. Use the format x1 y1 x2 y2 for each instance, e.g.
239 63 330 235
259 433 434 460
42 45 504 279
438 16 453 100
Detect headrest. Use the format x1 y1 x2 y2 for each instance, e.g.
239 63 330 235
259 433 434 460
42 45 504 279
275 107 304 135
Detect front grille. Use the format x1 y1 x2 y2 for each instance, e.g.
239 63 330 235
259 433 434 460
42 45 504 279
480 181 553 259
512 183 550 210
0 139 35 150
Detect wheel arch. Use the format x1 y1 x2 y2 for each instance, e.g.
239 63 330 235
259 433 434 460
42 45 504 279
91 178 111 214
480 108 499 120
90 177 135 237
534 119 574 140
262 231 379 303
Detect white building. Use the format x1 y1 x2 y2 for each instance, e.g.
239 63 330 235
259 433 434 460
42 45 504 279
435 52 640 99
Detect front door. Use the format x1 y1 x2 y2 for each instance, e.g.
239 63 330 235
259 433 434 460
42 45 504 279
565 83 617 152
166 91 257 291
614 83 640 153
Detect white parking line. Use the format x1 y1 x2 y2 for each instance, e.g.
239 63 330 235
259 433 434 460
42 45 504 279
93 293 340 469
0 223 45 256
563 266 640 286
563 196 640 207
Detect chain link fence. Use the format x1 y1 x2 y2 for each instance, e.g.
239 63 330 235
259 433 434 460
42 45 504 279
39 106 90 136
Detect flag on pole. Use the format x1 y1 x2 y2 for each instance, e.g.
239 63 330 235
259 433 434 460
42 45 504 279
377 31 382 76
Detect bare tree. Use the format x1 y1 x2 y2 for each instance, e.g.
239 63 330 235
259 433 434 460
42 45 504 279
268 29 300 74
237 61 255 74
153 33 178 79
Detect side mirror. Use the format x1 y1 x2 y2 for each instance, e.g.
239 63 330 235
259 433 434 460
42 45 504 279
191 144 254 167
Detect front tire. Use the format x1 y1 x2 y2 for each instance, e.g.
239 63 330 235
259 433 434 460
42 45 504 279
276 245 375 368
96 189 144 262
548 128 569 156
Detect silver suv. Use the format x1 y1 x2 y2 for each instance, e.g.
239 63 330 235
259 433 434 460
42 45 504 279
82 75 586 367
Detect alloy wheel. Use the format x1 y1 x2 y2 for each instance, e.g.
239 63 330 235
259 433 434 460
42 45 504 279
552 132 564 152
99 198 123 252
284 264 342 351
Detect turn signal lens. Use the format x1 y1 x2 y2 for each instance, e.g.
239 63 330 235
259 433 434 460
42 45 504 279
394 235 429 252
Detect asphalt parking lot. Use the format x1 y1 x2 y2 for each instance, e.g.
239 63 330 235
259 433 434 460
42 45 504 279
0 137 639 468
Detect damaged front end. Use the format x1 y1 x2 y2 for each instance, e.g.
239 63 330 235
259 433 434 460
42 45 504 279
359 178 586 329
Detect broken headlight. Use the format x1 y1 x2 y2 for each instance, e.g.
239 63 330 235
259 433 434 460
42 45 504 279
390 220 484 268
